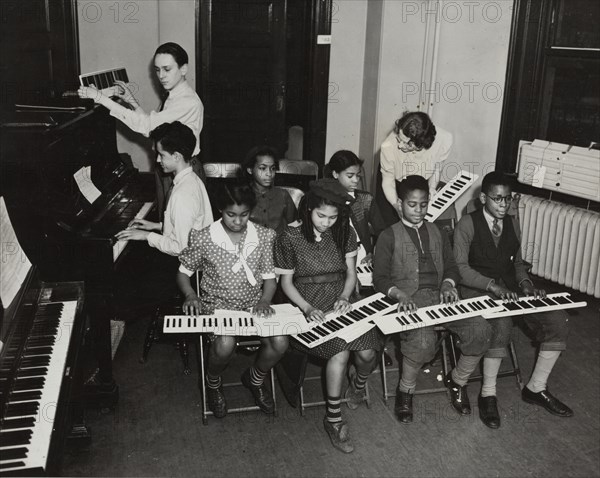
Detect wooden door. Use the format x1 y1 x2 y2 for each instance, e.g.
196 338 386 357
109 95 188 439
199 0 288 162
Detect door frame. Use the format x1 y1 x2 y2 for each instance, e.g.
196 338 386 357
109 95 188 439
195 0 332 170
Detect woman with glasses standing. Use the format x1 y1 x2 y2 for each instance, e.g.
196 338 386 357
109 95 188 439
374 111 453 232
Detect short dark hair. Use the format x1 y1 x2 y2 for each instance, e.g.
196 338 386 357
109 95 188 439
393 111 436 150
327 150 364 174
154 42 188 67
240 145 279 181
481 171 512 195
395 175 429 200
149 121 196 161
214 181 257 211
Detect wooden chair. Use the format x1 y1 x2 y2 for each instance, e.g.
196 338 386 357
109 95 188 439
139 271 202 375
276 159 319 191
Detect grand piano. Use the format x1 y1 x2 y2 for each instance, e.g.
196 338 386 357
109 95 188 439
0 99 156 412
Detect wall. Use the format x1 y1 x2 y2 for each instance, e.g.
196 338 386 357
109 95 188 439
326 0 514 217
78 0 196 171
324 0 368 164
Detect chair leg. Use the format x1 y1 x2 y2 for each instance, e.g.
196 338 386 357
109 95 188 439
198 336 208 425
179 337 191 375
269 368 278 417
381 348 390 405
508 340 523 390
139 312 160 364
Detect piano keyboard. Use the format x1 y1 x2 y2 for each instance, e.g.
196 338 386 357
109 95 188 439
79 67 129 98
357 264 373 287
293 293 397 349
355 244 373 287
425 171 478 222
372 296 503 335
0 301 77 474
112 201 154 261
482 292 587 319
163 304 311 337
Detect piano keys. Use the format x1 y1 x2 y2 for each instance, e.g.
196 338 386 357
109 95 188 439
0 273 88 476
372 296 503 335
79 67 129 99
425 171 478 222
482 292 587 319
293 293 397 349
355 244 373 287
163 304 311 337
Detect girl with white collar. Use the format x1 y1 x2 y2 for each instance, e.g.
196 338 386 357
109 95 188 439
176 182 288 418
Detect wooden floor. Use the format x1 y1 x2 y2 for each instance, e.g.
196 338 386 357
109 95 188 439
62 280 600 478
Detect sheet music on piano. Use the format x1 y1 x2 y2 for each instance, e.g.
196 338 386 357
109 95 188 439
73 166 102 204
0 197 32 312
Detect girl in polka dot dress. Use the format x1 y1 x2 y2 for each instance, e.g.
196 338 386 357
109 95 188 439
274 179 383 454
176 182 288 418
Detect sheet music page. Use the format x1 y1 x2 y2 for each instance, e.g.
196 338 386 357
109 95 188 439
0 197 32 309
74 166 101 203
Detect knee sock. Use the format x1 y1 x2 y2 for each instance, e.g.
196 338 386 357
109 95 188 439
249 365 268 387
326 395 342 423
481 357 503 397
353 370 369 391
398 357 421 393
451 354 482 387
206 373 222 389
527 350 561 393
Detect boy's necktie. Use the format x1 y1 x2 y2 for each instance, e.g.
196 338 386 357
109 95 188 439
492 218 501 237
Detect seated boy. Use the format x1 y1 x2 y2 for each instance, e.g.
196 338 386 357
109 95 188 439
453 171 572 429
373 175 491 423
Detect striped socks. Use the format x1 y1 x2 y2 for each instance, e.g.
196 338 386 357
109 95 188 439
206 373 222 390
326 395 342 423
249 365 268 387
353 371 369 391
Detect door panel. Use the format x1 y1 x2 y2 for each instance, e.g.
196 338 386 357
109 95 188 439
200 0 287 162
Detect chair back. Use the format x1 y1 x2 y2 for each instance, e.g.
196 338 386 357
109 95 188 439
277 186 305 209
276 159 319 191
203 163 242 178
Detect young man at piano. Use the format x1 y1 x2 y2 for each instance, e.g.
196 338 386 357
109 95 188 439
453 171 572 428
114 121 212 255
77 42 204 215
372 175 491 424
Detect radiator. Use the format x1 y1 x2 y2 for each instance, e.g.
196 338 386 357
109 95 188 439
518 194 600 298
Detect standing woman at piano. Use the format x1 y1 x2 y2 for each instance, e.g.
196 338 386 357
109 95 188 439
373 111 453 233
77 42 204 216
274 179 382 454
176 182 288 418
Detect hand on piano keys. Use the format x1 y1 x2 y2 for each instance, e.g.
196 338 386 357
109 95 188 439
182 292 202 316
252 300 275 318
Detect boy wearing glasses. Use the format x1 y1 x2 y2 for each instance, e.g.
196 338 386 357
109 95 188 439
453 171 572 429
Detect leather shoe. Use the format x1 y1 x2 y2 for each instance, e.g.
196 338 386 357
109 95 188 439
241 368 275 414
522 387 573 417
344 374 367 410
444 373 471 415
478 395 500 429
206 384 227 418
323 418 354 453
394 390 413 423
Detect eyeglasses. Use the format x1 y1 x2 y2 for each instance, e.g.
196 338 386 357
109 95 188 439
485 194 513 204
